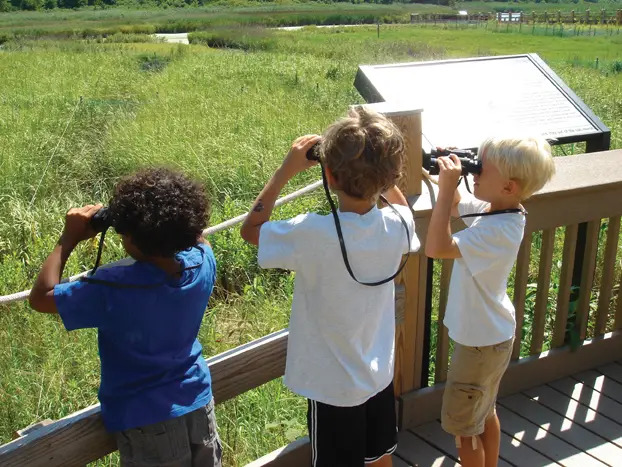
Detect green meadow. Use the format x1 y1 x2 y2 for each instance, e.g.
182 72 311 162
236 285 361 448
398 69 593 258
0 20 621 465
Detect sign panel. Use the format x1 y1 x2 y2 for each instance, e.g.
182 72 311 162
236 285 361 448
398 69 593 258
355 54 609 152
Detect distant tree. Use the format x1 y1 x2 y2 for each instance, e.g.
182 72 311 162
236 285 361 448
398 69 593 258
20 0 42 9
0 0 11 10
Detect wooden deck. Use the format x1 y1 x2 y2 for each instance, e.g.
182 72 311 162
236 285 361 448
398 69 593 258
393 362 622 467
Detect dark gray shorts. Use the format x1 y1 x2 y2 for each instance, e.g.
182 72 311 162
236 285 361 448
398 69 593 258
115 399 222 467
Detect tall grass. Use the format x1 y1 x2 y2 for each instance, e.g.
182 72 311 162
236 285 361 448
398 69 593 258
0 24 620 465
0 3 448 38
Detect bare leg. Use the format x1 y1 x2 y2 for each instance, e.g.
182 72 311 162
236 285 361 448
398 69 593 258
458 435 485 467
480 414 501 467
367 453 393 467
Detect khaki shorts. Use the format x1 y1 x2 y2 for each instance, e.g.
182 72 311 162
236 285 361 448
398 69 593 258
441 338 513 438
115 399 222 467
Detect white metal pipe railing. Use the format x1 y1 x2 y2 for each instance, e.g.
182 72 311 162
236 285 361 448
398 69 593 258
0 180 323 305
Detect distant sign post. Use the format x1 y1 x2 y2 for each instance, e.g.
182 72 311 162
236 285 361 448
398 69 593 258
355 54 610 388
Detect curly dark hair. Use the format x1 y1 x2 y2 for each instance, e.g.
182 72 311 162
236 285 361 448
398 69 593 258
109 168 209 257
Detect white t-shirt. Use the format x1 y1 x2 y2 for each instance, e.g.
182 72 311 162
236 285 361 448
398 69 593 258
258 204 419 407
444 195 525 347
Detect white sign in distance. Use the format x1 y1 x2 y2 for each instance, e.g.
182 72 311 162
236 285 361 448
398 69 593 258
355 54 606 151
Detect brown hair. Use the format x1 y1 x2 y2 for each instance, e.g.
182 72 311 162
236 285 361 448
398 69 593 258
319 106 405 201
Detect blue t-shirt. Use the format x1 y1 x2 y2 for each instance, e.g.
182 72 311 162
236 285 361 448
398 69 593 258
54 244 216 432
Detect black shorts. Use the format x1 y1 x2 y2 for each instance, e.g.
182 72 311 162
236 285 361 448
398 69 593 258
306 382 397 467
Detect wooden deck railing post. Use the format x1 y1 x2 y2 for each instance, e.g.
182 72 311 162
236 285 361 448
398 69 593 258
365 105 425 397
388 108 425 396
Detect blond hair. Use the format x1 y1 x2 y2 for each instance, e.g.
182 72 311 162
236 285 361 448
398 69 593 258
479 136 555 200
319 106 404 201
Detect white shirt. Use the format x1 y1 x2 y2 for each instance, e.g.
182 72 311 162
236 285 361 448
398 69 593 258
258 204 419 406
444 195 525 347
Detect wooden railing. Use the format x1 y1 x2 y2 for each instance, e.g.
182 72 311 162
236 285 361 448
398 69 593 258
2 140 622 466
400 149 622 429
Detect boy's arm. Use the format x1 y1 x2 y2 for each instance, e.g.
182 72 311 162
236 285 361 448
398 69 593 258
29 205 102 314
451 188 461 218
240 135 320 246
380 185 408 207
425 155 462 259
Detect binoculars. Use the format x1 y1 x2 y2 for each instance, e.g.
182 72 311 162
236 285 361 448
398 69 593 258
306 142 321 162
90 207 114 233
427 148 482 176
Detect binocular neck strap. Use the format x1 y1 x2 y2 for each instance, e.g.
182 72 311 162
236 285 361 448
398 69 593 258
318 161 411 287
460 208 526 219
91 229 108 274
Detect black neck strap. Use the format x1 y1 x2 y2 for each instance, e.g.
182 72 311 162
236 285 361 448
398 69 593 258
460 208 526 219
319 161 411 287
83 244 204 289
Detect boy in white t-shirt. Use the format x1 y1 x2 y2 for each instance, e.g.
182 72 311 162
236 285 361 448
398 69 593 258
240 107 419 467
425 136 555 467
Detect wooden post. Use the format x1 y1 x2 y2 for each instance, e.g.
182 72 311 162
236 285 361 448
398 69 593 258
618 10 622 26
532 11 536 24
384 110 422 197
385 108 425 396
601 8 606 25
544 11 549 24
586 9 590 24
360 103 423 396
557 10 561 24
571 10 575 24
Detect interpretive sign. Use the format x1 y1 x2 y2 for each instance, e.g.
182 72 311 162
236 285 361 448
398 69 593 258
355 54 610 153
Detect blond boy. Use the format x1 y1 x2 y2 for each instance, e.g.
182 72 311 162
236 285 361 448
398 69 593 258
425 137 555 467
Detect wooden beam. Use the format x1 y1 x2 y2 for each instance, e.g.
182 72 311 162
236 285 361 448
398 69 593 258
399 330 622 430
595 216 621 335
552 223 578 348
0 329 289 467
577 220 601 340
209 329 288 403
246 437 311 467
0 405 115 467
512 234 532 360
393 255 423 396
530 228 555 355
434 259 453 384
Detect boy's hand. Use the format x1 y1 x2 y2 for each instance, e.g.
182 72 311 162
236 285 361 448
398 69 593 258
60 204 102 246
280 135 321 178
437 154 462 195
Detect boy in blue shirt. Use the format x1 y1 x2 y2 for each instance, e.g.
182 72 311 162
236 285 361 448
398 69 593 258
29 168 221 467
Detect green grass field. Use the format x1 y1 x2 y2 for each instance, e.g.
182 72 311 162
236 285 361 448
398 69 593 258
0 20 621 465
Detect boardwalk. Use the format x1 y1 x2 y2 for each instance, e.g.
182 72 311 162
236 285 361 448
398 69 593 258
394 362 622 466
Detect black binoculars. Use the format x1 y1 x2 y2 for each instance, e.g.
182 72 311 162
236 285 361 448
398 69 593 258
306 141 321 162
427 148 482 176
90 207 114 233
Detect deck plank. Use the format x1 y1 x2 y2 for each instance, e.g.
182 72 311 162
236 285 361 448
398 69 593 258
597 362 622 385
573 370 622 405
497 405 604 466
498 430 558 466
396 431 460 467
411 420 513 467
524 385 622 448
500 392 621 466
548 377 622 424
393 454 413 467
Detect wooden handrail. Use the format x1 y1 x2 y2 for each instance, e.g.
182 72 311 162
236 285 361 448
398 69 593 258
0 330 288 467
3 149 622 466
